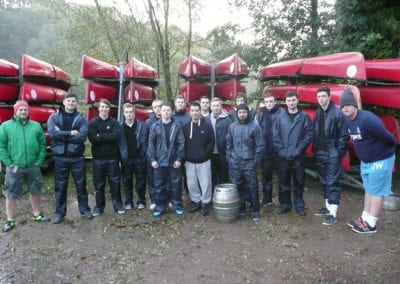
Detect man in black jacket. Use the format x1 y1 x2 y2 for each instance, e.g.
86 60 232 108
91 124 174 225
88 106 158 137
88 99 124 216
183 102 215 215
273 91 313 216
48 93 92 224
119 103 149 210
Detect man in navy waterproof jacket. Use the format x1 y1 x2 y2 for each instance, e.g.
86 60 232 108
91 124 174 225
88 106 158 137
47 93 92 224
119 103 149 210
88 99 124 216
273 91 313 216
147 102 185 217
256 91 284 207
312 86 349 225
226 104 264 220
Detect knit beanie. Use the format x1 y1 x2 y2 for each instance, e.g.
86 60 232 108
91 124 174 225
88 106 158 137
236 103 249 112
339 89 357 108
13 100 29 114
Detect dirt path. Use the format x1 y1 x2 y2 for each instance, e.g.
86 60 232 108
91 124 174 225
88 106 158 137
1 173 399 283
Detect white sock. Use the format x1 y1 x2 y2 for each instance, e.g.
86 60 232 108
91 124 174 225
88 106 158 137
325 199 329 209
361 211 369 221
364 214 378 228
329 204 338 218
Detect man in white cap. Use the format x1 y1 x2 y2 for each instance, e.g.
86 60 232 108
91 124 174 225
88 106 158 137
0 100 50 232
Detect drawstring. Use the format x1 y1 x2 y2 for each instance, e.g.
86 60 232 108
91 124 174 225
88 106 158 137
189 120 200 139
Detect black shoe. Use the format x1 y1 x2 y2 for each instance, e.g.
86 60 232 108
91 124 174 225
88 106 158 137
188 202 201 213
201 203 210 216
52 214 64 224
92 207 103 217
296 208 306 216
322 215 337 225
314 207 330 216
239 204 247 216
82 211 93 220
250 212 261 221
277 207 291 215
261 198 273 207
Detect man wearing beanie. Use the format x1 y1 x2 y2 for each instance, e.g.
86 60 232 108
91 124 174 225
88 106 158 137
313 86 350 225
340 89 396 234
0 100 50 232
273 91 313 216
226 103 264 220
228 92 256 123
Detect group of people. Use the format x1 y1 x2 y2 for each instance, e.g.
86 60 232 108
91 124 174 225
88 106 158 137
0 87 396 234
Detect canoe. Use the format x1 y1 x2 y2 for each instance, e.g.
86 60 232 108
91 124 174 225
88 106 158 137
124 57 159 84
134 107 152 121
263 84 362 108
215 78 246 101
124 81 157 103
85 81 119 104
0 58 19 77
365 59 400 83
262 85 297 100
20 82 67 103
81 54 119 80
178 55 210 80
215 53 248 79
86 106 118 121
0 83 19 101
0 107 14 124
179 81 210 102
259 52 366 81
359 86 400 110
29 106 57 123
21 54 71 90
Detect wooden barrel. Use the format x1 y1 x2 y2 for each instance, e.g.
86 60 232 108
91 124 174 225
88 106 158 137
212 183 240 222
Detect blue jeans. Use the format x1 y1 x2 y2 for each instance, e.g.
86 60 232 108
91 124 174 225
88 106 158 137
92 159 123 212
54 156 90 216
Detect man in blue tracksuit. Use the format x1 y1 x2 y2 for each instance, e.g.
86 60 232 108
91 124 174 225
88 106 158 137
226 104 264 220
47 93 92 224
147 102 185 217
313 86 349 225
273 91 313 216
119 103 149 210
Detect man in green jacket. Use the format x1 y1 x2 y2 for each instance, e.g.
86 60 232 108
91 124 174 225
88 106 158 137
0 101 50 232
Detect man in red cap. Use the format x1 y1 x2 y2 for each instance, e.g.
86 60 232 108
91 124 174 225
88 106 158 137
0 100 50 232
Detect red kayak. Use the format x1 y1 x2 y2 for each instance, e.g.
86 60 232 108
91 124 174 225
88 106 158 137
179 81 210 102
215 53 248 79
21 54 71 90
359 86 400 110
134 107 152 121
262 85 297 100
124 57 159 83
124 81 157 103
86 106 118 121
85 81 119 104
365 59 400 83
20 82 67 103
0 107 14 124
0 83 19 101
215 78 246 101
0 58 19 77
259 52 366 81
81 54 119 80
29 106 57 123
178 55 210 80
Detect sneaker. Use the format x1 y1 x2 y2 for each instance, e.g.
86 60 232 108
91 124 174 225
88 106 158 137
174 209 184 216
322 215 337 226
188 202 201 213
125 204 133 210
152 210 165 217
52 214 64 224
277 207 291 215
92 207 103 217
33 212 50 222
239 204 247 216
2 221 16 233
168 202 173 209
117 208 126 214
352 220 377 234
137 203 145 210
149 203 156 210
296 208 307 216
81 211 93 220
314 207 330 216
251 212 261 221
201 203 210 216
347 216 362 228
262 201 273 207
